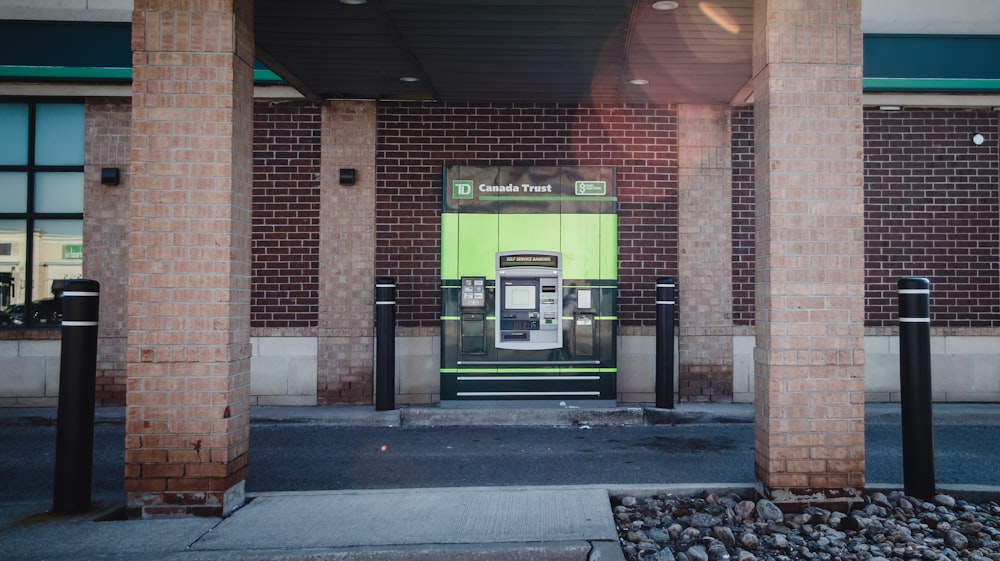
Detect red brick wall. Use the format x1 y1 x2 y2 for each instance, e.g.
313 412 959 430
251 101 322 328
731 107 755 326
731 107 1000 329
864 108 999 327
375 101 679 328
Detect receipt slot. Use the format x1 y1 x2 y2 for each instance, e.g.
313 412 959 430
496 251 562 350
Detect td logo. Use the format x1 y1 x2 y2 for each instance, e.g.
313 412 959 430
453 180 474 199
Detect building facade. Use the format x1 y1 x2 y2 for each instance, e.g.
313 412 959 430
0 0 998 515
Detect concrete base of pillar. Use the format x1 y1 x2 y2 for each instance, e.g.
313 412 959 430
127 480 245 519
757 482 865 513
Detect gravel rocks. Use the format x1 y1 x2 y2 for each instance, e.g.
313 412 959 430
612 490 1000 561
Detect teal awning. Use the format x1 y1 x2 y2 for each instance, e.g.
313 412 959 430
2 21 999 94
863 34 1000 93
0 20 283 84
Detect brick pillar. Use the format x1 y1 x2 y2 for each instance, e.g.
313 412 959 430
677 104 734 403
317 100 378 404
752 0 866 508
84 98 131 406
126 0 254 518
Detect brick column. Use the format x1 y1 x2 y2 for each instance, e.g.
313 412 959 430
126 0 254 517
677 104 734 403
317 100 378 404
752 0 866 508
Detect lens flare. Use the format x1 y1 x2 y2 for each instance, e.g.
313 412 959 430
699 2 741 35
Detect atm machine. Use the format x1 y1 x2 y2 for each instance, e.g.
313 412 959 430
495 251 562 350
440 165 618 407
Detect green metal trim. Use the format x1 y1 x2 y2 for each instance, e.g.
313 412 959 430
442 368 617 374
441 316 462 321
479 196 618 202
0 66 131 80
254 69 284 84
594 316 618 321
0 66 284 84
600 214 618 279
864 77 1000 92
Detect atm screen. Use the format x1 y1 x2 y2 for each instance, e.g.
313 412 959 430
504 284 536 310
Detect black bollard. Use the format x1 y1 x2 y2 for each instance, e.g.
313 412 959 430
655 277 676 409
898 277 935 498
53 279 100 514
374 277 396 411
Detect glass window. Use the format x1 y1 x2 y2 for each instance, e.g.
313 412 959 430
0 172 28 213
34 104 85 166
35 172 84 213
0 101 84 328
0 221 26 322
0 104 28 165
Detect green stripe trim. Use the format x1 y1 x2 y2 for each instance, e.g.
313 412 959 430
864 77 1000 92
0 65 285 84
480 196 618 202
0 65 131 80
441 316 461 321
442 368 617 374
594 316 618 321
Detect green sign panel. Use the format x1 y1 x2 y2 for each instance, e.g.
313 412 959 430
62 245 83 260
453 180 474 199
574 181 606 196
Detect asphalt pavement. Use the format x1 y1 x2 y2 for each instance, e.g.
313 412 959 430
1 402 998 561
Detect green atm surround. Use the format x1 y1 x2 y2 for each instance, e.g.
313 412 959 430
440 165 618 407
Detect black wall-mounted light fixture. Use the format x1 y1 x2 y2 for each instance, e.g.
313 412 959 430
100 167 120 186
339 168 356 186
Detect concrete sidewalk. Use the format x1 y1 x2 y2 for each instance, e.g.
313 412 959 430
1 485 639 561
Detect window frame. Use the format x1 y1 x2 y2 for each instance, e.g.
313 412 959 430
0 98 85 329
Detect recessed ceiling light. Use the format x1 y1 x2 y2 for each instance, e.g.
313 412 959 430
652 1 679 10
878 105 902 111
629 79 649 85
339 0 366 4
400 76 420 82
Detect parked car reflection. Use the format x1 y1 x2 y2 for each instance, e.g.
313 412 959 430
1 304 25 326
31 298 63 324
0 299 62 326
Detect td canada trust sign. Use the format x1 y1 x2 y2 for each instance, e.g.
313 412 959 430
442 165 616 213
452 178 607 199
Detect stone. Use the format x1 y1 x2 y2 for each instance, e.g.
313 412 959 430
756 499 783 522
736 551 756 561
707 542 729 561
648 528 671 544
691 512 723 528
934 495 956 509
651 548 677 561
686 544 709 561
713 525 736 547
735 500 756 521
945 529 968 550
627 531 646 544
741 531 759 551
